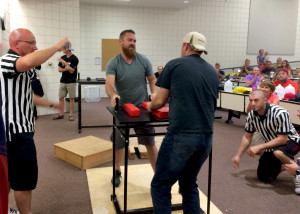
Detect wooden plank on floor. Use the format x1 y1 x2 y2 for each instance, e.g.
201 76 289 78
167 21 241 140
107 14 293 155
129 137 139 146
129 146 135 160
86 164 223 214
131 136 164 159
137 145 148 159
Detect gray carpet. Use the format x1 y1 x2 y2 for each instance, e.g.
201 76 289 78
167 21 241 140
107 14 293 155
8 98 299 214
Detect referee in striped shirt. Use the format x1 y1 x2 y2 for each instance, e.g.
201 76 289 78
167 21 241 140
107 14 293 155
232 90 300 185
0 28 70 214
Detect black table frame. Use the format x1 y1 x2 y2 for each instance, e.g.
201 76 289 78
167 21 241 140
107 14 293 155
77 79 111 133
107 106 213 214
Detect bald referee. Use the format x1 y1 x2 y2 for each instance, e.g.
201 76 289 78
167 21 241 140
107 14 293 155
0 28 68 214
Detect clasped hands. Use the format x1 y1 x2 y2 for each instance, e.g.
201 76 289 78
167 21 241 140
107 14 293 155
247 144 263 157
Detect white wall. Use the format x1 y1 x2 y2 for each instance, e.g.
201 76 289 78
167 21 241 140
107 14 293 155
80 0 251 77
79 0 251 97
0 0 10 56
80 0 300 72
4 0 300 115
7 0 80 115
247 0 298 55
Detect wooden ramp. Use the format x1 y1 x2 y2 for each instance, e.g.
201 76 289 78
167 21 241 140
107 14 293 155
86 164 223 214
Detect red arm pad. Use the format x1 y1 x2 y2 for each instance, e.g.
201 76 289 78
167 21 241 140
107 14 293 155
142 101 151 110
123 103 140 117
153 107 169 118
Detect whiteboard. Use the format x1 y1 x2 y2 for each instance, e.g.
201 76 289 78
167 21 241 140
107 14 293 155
247 0 298 55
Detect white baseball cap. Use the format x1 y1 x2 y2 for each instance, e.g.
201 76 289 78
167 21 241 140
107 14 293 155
182 32 207 54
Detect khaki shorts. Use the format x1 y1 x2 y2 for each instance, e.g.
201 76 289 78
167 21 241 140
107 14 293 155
250 132 265 146
59 83 76 98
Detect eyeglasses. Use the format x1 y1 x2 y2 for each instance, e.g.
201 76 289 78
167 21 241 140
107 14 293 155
18 40 36 45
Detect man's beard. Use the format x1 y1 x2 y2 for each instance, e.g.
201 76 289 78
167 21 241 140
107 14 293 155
279 78 287 84
122 45 136 58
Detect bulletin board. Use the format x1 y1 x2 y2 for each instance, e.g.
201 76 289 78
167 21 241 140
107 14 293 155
102 39 121 71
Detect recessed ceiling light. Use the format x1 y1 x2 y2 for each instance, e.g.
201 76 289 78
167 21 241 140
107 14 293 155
184 0 189 3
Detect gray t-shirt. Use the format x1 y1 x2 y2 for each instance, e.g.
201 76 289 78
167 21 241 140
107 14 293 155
106 53 153 107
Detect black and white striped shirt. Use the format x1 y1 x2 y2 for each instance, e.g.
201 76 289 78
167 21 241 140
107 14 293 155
0 49 36 141
245 103 300 151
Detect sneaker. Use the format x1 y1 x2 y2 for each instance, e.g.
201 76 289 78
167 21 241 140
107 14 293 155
111 170 122 187
8 208 20 214
294 175 300 195
69 116 74 121
53 114 64 120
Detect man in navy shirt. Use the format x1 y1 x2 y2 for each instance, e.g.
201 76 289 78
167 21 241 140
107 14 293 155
147 32 219 213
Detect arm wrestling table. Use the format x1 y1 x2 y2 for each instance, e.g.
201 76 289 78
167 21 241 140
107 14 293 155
107 105 213 214
77 79 112 133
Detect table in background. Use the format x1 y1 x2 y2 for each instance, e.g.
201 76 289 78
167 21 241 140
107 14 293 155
217 90 300 125
230 79 245 87
77 79 111 133
217 91 249 123
107 106 213 214
221 79 245 87
280 99 300 125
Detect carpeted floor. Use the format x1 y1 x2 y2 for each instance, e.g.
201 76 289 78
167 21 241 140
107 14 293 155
8 98 299 214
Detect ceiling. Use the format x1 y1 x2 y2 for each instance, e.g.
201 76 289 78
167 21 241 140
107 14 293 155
79 0 199 9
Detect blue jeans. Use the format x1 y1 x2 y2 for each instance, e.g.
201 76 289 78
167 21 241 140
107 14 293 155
151 131 213 214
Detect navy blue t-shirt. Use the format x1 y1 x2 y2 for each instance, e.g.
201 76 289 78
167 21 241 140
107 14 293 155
156 54 219 133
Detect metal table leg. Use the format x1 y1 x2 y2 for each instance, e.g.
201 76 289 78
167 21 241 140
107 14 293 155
124 124 129 213
78 83 82 133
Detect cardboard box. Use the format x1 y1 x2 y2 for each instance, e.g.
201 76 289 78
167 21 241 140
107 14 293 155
54 136 112 170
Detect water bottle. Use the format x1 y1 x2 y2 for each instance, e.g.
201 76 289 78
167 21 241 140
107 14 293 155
275 84 285 100
224 80 233 92
284 84 295 95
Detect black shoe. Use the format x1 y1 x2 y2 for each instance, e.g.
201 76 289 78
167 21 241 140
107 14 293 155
111 170 122 187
